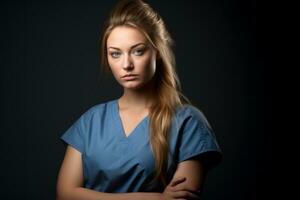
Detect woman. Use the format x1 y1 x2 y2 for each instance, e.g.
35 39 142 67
56 0 222 199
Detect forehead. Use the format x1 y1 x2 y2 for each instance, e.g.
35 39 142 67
107 26 147 49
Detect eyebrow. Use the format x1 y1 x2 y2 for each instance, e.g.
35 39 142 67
108 43 146 50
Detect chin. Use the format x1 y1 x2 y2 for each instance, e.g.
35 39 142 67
122 82 145 90
124 85 143 90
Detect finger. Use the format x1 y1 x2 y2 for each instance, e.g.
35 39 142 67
171 182 186 192
169 177 186 187
186 191 201 200
172 185 199 194
171 190 200 199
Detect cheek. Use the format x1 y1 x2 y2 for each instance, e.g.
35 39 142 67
139 55 156 75
146 57 156 77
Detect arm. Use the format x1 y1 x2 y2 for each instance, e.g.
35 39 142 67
162 159 207 199
171 159 207 192
56 145 204 200
56 145 163 200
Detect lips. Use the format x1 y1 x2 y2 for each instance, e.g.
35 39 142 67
121 74 138 81
121 74 137 78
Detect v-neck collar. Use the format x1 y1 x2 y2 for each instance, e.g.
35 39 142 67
113 99 149 139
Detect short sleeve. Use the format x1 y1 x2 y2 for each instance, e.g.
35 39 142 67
178 106 222 169
60 113 86 153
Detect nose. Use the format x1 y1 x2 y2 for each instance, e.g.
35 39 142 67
122 53 134 70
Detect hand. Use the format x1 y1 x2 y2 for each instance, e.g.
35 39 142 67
161 177 201 200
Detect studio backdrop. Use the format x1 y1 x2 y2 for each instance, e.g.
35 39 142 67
0 0 272 199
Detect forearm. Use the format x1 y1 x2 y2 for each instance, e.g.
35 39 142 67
57 187 163 200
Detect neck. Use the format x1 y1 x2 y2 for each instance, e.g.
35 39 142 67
119 80 156 110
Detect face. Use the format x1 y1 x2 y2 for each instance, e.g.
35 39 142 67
106 26 157 90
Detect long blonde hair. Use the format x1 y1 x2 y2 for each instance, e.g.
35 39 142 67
99 0 190 185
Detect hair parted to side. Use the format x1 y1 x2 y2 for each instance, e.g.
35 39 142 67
99 0 191 185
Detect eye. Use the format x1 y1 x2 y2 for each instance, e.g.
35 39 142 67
132 48 145 56
110 52 121 58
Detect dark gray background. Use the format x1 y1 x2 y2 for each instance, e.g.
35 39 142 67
0 0 273 199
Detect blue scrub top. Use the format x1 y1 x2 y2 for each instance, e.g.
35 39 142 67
60 99 222 192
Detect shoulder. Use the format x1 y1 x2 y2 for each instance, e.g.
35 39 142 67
176 104 209 122
173 103 213 131
176 104 202 116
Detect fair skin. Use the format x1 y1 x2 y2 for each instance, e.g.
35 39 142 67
56 26 206 200
107 26 157 136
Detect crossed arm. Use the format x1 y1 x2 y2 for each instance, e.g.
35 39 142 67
56 146 207 200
